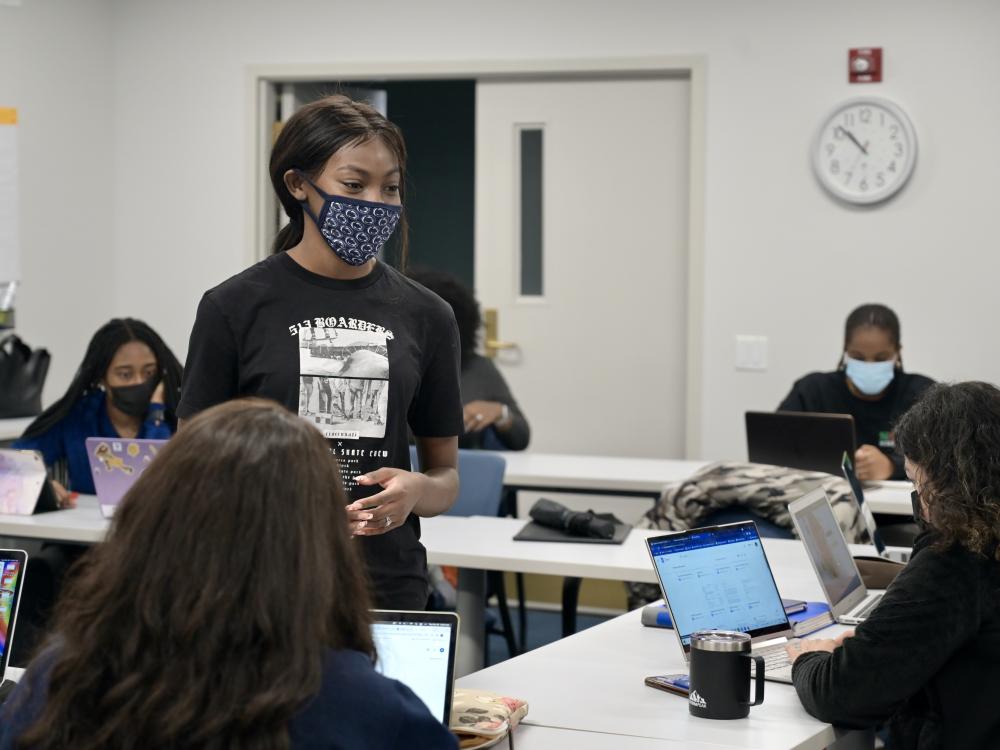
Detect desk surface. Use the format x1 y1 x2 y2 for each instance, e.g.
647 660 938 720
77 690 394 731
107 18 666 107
459 539 854 750
0 417 32 442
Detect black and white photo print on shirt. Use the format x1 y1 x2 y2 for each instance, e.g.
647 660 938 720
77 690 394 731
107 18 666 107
298 327 389 440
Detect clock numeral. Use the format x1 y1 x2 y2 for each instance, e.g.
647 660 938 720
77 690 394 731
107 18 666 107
843 112 855 127
833 127 845 140
843 171 853 185
893 142 904 157
876 173 885 187
830 159 840 175
825 143 835 156
880 112 886 127
889 125 899 140
888 161 897 173
859 178 869 192
859 108 872 124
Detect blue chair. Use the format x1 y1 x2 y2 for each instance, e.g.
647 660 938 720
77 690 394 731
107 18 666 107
410 446 520 660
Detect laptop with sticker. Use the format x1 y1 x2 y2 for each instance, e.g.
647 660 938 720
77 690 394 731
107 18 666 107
86 437 167 519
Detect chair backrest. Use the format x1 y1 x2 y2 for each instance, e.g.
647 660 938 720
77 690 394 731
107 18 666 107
409 446 506 518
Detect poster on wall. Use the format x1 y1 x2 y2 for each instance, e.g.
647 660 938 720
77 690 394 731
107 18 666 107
0 108 17 329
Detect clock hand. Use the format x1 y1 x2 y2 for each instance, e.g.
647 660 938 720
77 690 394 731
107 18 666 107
840 127 869 156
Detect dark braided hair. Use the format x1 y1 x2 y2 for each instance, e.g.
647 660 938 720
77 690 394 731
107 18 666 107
844 303 901 349
895 382 1000 560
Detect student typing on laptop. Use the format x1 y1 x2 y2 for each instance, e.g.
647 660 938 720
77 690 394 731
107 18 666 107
786 382 1000 750
778 304 933 480
0 400 456 749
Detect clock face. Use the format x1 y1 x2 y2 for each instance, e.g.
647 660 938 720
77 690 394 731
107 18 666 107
812 98 917 205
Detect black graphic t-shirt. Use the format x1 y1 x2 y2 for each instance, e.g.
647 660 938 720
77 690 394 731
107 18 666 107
178 253 463 609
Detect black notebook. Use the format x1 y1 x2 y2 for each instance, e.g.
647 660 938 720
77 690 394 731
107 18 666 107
513 520 631 545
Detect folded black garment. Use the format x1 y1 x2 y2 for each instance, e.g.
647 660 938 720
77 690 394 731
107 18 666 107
528 498 623 540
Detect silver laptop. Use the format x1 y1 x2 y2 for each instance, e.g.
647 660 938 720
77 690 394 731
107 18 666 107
371 610 459 724
841 452 910 563
789 488 882 625
1 549 27 681
646 522 798 684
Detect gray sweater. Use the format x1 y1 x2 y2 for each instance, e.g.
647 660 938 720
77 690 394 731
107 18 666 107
458 355 530 451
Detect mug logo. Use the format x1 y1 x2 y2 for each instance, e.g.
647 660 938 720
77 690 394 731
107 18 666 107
878 430 896 449
689 690 707 709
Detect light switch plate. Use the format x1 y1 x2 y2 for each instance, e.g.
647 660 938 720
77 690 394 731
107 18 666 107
736 335 768 371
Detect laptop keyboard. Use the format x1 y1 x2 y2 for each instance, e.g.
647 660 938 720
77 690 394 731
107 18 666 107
752 641 794 671
853 594 883 620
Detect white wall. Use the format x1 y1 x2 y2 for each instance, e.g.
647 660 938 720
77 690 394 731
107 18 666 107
0 0 115 403
12 0 1000 459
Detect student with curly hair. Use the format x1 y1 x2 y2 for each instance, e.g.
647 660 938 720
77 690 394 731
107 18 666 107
786 382 1000 749
0 399 456 749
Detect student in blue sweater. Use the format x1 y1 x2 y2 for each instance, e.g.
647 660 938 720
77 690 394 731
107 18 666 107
14 318 182 503
0 399 457 750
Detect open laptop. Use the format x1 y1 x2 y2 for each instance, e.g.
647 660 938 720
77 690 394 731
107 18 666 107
86 437 167 519
789 488 882 625
371 610 459 724
0 549 27 681
646 522 799 683
841 452 910 563
746 411 856 476
0 450 59 515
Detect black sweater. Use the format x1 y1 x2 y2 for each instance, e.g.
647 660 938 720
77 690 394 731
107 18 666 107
792 532 1000 750
778 370 934 479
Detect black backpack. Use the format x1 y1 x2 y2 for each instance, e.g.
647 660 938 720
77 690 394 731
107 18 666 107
0 334 50 418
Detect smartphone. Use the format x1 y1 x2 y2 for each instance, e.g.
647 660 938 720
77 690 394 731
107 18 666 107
644 673 690 697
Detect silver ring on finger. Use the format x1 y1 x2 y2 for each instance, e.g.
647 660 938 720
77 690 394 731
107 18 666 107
385 515 392 528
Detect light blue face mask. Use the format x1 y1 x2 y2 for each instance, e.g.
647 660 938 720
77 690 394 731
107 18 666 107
844 356 896 396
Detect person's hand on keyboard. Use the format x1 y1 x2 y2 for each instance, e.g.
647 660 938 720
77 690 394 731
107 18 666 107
785 630 855 664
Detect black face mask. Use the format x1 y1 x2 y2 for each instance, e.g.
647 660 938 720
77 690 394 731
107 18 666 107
109 377 159 418
911 490 928 531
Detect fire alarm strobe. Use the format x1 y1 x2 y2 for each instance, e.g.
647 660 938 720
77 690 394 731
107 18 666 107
849 48 882 83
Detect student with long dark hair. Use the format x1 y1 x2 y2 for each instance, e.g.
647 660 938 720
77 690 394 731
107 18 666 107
779 304 933 480
0 399 457 749
178 95 462 610
406 268 530 451
14 318 182 503
786 382 1000 749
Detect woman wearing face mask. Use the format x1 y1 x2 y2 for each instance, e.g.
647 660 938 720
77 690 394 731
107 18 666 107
778 304 933 480
13 318 182 505
786 382 1000 749
178 95 461 611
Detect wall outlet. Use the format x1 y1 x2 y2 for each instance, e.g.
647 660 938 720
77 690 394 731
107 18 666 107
736 335 768 371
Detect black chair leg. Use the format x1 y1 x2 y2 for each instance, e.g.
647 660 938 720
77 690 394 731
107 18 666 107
515 572 527 646
489 570 520 658
561 576 583 637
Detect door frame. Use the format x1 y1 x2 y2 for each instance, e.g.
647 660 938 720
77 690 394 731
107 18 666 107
245 56 706 459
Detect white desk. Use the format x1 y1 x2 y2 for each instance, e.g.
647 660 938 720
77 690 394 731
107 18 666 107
0 495 105 543
458 539 868 750
0 417 33 443
500 452 913 516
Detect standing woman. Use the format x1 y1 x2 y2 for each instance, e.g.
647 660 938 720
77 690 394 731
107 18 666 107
178 95 462 610
779 304 933 480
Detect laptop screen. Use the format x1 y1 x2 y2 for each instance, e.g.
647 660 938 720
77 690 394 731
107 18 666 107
0 551 26 675
371 612 457 723
841 452 885 555
791 492 864 606
648 523 790 648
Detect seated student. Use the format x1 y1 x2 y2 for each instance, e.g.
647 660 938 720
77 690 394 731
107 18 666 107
779 304 933 480
407 268 530 451
786 382 1000 749
0 399 457 749
13 318 182 503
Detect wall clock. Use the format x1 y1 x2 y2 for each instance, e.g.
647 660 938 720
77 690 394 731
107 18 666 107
812 97 917 204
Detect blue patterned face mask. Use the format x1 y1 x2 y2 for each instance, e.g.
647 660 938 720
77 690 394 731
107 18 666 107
296 172 402 266
844 356 896 396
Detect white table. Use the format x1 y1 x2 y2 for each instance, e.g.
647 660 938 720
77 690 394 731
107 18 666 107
500 452 913 516
0 417 33 443
458 538 870 750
